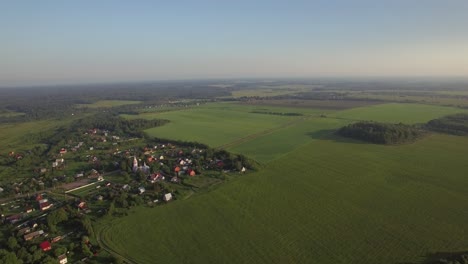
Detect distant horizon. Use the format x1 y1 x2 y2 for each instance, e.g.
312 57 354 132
2 75 468 89
2 1 468 87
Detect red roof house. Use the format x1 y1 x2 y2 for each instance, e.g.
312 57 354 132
40 241 52 252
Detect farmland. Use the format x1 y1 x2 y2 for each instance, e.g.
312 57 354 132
124 103 327 147
99 102 468 264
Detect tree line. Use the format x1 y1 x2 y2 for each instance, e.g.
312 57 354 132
426 113 468 135
337 121 423 144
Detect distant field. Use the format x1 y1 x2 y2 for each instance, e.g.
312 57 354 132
123 103 328 147
240 99 383 110
230 87 305 98
77 100 142 108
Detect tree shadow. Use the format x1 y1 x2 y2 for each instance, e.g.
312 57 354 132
306 129 369 145
395 251 468 264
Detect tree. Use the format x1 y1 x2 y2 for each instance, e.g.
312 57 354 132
54 247 67 257
7 236 18 250
0 249 23 264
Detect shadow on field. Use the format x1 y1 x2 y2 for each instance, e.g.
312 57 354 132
396 251 468 264
306 129 368 144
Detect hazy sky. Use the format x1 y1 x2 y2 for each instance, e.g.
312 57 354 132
1 0 468 86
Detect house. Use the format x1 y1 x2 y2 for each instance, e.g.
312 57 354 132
6 214 22 224
58 254 68 264
241 167 246 173
148 173 162 183
188 169 196 177
96 195 104 201
59 148 67 154
39 201 53 211
40 168 47 174
77 201 86 210
75 172 84 178
52 235 62 243
40 241 51 252
138 187 146 194
0 187 3 193
24 230 44 241
163 193 172 202
122 184 131 191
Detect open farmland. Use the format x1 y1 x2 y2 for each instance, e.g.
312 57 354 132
100 131 468 264
99 102 468 264
125 103 328 147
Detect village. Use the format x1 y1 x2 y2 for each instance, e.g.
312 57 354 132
0 125 252 263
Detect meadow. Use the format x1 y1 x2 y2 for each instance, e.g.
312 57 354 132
99 102 468 264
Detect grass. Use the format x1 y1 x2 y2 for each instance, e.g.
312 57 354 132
77 100 142 108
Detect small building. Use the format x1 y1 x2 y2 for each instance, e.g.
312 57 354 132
163 193 172 202
0 187 3 193
40 241 51 252
138 187 146 194
59 148 67 154
58 254 68 264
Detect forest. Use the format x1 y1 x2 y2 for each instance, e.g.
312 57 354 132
337 121 423 144
426 113 468 135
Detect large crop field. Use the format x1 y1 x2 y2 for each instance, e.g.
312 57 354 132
125 103 327 147
100 102 468 264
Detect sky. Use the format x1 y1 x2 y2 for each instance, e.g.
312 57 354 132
1 0 468 86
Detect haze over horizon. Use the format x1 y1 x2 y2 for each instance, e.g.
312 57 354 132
1 0 468 87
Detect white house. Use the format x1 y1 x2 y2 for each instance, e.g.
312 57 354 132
163 193 172 201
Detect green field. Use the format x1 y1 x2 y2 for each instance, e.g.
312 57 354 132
0 119 70 151
99 102 468 264
124 103 328 147
77 100 142 108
